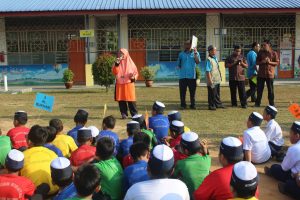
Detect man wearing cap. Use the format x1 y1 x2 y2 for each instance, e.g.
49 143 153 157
225 45 248 108
51 157 77 200
255 39 279 107
230 161 259 200
0 149 36 199
68 109 89 145
205 45 224 110
70 128 96 169
194 137 247 200
243 112 271 164
263 105 284 157
132 114 157 149
173 132 211 196
265 121 300 199
124 144 190 200
149 101 170 143
7 111 30 151
176 40 200 110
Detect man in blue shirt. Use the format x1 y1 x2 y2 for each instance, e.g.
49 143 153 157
123 142 149 192
246 42 260 102
177 40 200 109
67 109 88 145
149 101 170 143
205 45 224 110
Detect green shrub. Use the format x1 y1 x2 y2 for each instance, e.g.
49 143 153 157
92 53 116 92
140 66 156 80
62 69 74 82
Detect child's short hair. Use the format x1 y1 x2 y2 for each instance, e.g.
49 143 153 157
28 125 48 146
96 137 114 160
130 142 149 161
102 115 116 129
133 132 151 147
14 111 28 125
219 137 243 164
264 105 278 119
74 109 88 124
77 128 92 145
46 126 57 143
49 119 64 133
152 101 165 114
127 121 140 136
291 121 300 135
74 164 100 197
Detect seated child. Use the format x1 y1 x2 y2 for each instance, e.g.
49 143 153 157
263 105 284 157
164 120 185 149
66 164 101 200
0 149 36 199
243 112 271 164
94 137 123 200
68 109 89 145
0 134 11 169
51 157 77 200
21 125 59 195
123 142 150 192
168 110 191 133
87 126 99 146
98 115 120 155
50 119 78 158
132 114 157 149
70 128 96 168
173 132 211 196
44 126 63 157
149 101 170 143
118 121 140 161
230 161 258 200
7 111 30 151
265 121 300 199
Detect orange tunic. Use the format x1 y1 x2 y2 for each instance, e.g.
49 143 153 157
113 66 136 101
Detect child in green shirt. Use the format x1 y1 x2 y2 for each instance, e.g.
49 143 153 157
173 131 211 196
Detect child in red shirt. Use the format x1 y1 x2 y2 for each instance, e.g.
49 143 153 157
70 128 96 170
0 149 35 200
163 120 185 149
7 111 30 151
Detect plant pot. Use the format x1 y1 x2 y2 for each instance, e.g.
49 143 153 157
145 80 153 87
196 79 201 86
64 81 73 89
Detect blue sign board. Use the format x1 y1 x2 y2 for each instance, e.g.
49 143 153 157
34 93 55 112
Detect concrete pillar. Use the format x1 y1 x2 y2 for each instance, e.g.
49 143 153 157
294 13 300 78
89 15 97 64
206 14 221 59
119 14 128 49
0 17 7 66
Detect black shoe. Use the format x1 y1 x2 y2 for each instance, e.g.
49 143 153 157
190 105 196 110
242 105 248 109
232 105 238 107
209 106 216 110
264 166 272 177
216 105 225 109
278 182 287 195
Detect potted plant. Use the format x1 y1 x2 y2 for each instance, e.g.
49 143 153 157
63 68 74 89
196 67 201 86
141 66 156 87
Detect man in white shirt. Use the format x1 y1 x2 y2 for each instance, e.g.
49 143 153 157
263 105 284 157
265 121 300 199
124 144 190 200
243 112 271 164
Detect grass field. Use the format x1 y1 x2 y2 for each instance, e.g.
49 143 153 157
0 84 299 199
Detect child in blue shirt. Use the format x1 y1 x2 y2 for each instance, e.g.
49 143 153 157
68 109 88 145
44 126 63 157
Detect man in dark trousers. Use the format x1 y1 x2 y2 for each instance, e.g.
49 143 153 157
255 39 279 107
246 42 260 102
225 45 248 108
205 45 224 110
176 40 200 109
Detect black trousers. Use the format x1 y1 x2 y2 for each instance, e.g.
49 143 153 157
179 78 196 108
246 78 257 102
118 101 138 117
207 84 222 108
269 141 282 156
256 77 274 106
229 80 247 107
270 164 300 198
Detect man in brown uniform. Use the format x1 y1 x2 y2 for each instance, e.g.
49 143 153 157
255 40 279 107
225 45 248 108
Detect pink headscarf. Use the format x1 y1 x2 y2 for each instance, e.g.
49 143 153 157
115 48 138 84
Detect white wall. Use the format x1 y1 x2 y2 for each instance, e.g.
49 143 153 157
119 14 128 49
206 14 221 59
0 17 7 66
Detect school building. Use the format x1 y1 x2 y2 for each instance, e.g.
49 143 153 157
0 0 300 85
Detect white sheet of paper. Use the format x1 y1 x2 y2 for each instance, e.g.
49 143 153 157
191 35 198 49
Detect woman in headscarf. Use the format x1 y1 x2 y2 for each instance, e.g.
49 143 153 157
113 48 138 119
